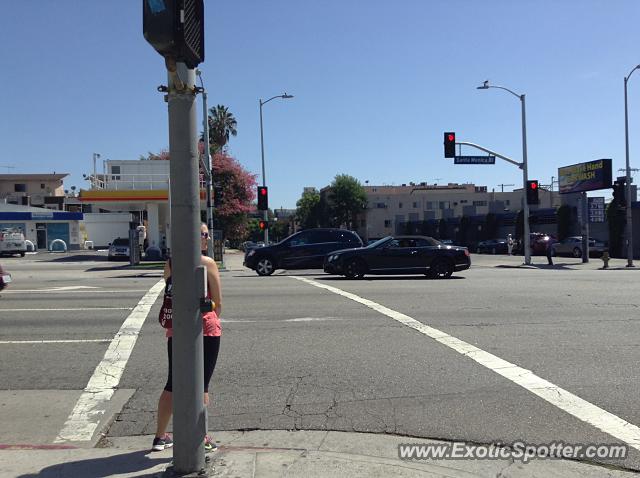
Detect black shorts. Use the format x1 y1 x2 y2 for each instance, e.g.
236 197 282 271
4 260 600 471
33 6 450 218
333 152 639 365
164 336 220 393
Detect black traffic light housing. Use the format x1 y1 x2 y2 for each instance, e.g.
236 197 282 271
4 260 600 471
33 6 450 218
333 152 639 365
259 220 269 231
444 132 456 158
613 179 626 208
526 180 539 205
257 186 269 211
143 0 205 69
213 185 223 207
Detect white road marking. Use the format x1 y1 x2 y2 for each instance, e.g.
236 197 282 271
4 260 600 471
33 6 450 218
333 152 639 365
291 276 640 452
0 339 111 344
0 307 133 312
222 317 342 323
2 289 149 294
54 279 165 443
47 286 100 291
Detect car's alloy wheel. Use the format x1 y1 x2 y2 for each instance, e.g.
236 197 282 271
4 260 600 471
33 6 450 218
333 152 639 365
344 259 365 279
572 247 582 258
256 257 275 276
429 259 453 279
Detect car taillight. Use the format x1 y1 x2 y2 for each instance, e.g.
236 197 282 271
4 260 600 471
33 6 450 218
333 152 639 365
464 249 470 257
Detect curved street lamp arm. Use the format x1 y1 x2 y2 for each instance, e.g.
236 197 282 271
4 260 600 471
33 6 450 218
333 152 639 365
626 65 640 81
261 95 285 106
488 85 522 99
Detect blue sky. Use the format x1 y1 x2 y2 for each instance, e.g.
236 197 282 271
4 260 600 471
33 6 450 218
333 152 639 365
1 1 639 208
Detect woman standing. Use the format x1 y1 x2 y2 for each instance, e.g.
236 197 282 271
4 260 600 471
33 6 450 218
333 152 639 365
152 223 222 452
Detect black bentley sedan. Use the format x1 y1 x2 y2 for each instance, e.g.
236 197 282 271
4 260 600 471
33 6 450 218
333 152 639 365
324 235 470 279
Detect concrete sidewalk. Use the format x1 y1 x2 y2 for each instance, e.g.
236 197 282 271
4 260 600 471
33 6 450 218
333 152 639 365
2 430 637 477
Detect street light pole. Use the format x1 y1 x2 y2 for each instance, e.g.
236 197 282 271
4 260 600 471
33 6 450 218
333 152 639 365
520 93 531 266
477 81 531 265
196 70 214 259
624 65 639 267
259 99 268 244
259 93 293 244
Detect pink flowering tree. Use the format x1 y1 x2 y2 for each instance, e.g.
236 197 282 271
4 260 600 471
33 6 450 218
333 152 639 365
144 146 257 243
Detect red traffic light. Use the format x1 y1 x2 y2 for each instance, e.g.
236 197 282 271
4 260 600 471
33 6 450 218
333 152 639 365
259 187 267 196
530 182 537 189
444 132 456 158
259 220 268 230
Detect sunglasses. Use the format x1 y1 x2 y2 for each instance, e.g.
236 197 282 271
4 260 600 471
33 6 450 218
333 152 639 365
201 232 209 238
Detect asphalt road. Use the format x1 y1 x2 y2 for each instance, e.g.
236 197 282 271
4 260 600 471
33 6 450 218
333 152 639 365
1 251 640 472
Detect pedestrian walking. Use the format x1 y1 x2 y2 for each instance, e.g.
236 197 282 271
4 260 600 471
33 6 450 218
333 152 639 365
152 223 222 452
507 234 514 255
546 237 554 265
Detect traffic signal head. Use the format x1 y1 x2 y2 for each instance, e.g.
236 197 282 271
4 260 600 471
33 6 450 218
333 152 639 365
213 186 223 207
444 132 456 158
143 0 205 69
257 186 269 210
612 180 626 207
258 220 269 231
526 180 539 205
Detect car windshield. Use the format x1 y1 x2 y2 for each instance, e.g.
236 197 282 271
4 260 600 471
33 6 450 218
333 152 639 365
368 237 392 249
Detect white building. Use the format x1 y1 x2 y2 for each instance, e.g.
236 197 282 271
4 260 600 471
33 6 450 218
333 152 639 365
80 159 174 250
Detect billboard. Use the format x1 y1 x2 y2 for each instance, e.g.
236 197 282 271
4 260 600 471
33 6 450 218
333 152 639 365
558 159 612 194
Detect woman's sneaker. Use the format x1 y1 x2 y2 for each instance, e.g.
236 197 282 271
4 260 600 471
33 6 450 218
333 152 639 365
204 435 218 453
152 434 173 451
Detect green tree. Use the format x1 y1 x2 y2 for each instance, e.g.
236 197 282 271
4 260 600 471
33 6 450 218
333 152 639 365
483 213 498 240
295 189 322 229
326 175 367 228
516 210 524 240
206 105 237 153
607 202 625 257
556 205 573 241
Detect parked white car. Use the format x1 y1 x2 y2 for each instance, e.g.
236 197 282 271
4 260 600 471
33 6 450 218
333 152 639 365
0 229 27 257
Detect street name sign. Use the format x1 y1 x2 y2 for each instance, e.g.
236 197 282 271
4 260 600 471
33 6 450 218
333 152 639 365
454 156 496 165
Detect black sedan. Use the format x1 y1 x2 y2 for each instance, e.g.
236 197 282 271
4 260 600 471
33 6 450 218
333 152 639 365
324 236 471 279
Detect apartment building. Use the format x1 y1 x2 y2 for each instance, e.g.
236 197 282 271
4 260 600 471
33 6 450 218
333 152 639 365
358 182 559 240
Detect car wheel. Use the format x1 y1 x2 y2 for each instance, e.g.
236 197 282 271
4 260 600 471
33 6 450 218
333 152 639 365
256 257 275 276
572 247 582 258
428 259 453 279
344 258 365 279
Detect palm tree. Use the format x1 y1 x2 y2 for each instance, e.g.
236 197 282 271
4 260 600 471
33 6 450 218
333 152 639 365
207 104 237 152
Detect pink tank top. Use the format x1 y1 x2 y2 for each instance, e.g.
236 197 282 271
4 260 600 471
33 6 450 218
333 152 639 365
164 276 222 338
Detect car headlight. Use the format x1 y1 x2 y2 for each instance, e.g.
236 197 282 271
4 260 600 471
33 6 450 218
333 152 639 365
247 250 256 257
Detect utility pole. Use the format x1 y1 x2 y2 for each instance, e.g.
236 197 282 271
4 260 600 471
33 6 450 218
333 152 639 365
144 0 208 472
196 70 214 259
497 183 515 193
166 61 206 473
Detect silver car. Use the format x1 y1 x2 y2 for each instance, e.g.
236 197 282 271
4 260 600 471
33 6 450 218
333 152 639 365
552 236 606 258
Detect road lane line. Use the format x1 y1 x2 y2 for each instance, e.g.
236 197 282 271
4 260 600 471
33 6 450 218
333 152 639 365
0 339 111 344
291 276 640 452
0 307 133 312
54 279 165 443
221 317 342 323
1 289 149 294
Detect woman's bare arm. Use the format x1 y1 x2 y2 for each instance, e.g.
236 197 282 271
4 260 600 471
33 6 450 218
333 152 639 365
201 256 222 316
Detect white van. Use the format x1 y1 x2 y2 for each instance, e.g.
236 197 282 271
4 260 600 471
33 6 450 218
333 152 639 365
0 229 27 257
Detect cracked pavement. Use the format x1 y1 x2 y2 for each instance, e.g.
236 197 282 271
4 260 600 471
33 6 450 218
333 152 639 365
4 253 640 472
